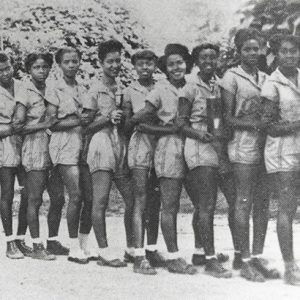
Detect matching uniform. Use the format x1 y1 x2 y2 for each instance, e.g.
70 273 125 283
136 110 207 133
0 79 22 168
15 80 54 172
46 79 86 166
261 68 300 173
124 80 157 170
219 66 268 165
180 75 219 170
146 79 185 179
84 81 128 176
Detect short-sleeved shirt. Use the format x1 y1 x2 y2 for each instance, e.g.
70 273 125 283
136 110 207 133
146 79 182 125
261 68 300 173
15 80 57 125
0 79 22 124
123 80 155 114
46 79 87 119
219 66 268 164
83 81 123 122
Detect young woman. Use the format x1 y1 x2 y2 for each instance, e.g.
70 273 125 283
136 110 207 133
178 43 232 278
261 35 300 285
45 47 92 264
123 50 165 274
84 40 134 267
0 52 30 259
14 52 57 260
129 44 196 274
220 28 279 281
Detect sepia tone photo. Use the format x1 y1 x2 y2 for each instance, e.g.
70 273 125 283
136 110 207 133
0 0 300 299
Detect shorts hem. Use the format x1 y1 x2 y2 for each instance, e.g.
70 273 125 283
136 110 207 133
267 168 300 174
188 163 219 170
89 167 114 174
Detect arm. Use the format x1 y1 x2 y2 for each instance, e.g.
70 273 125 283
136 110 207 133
222 88 268 132
136 123 178 136
122 100 134 137
50 115 80 132
177 97 214 142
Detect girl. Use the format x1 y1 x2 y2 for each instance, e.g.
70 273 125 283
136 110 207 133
45 47 92 263
84 39 134 267
14 52 57 260
261 35 300 285
178 43 233 278
220 28 279 281
129 44 196 274
0 52 28 259
123 50 163 274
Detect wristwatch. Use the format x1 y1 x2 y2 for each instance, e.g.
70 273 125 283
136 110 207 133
46 129 52 136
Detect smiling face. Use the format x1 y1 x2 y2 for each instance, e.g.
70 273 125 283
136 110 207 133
240 39 260 67
59 51 80 78
30 58 51 84
278 40 300 70
196 48 218 77
101 51 121 79
166 54 186 82
134 58 156 80
0 60 13 86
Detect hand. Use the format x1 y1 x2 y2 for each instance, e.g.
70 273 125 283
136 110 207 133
253 120 270 132
80 112 92 126
198 131 214 143
110 109 123 125
11 120 24 134
45 115 59 128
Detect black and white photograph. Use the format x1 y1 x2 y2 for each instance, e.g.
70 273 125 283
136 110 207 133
0 0 300 298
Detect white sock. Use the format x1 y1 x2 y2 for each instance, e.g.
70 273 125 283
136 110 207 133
48 236 58 242
146 244 157 252
234 250 241 254
194 247 205 255
6 235 15 242
167 251 180 260
32 238 41 244
69 238 80 253
242 257 251 262
78 233 89 251
16 235 25 241
126 247 135 256
206 255 217 260
135 248 145 257
252 254 263 259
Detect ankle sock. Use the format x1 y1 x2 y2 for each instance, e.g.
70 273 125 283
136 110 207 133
167 251 180 260
6 235 15 242
194 248 205 255
78 233 89 251
135 248 145 257
47 236 58 242
16 235 25 241
206 255 217 260
146 244 158 252
126 247 135 256
32 238 41 244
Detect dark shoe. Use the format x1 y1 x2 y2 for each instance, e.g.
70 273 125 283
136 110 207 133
216 253 229 263
146 250 166 268
133 256 157 275
124 251 135 263
68 250 89 264
240 261 265 282
31 243 56 261
205 258 232 278
97 256 127 268
251 257 280 279
233 252 243 270
192 254 206 266
167 258 197 275
15 240 33 257
47 240 69 256
6 241 24 259
285 263 300 286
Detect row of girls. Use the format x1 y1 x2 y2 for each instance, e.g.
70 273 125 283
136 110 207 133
0 28 300 285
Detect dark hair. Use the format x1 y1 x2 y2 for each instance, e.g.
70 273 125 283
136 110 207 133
131 50 158 65
55 47 82 64
98 39 123 62
191 43 220 63
0 52 13 65
270 34 300 54
24 52 53 73
234 28 262 53
158 43 193 74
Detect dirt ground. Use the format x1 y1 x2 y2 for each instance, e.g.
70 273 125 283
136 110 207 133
1 215 300 300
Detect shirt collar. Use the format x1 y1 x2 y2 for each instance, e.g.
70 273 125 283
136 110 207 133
269 68 300 94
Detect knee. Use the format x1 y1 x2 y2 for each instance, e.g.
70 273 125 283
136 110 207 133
161 201 179 215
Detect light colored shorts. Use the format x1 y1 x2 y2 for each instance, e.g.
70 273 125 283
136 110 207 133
0 126 21 168
128 131 156 170
49 127 82 166
22 131 51 172
154 134 185 179
87 128 128 176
